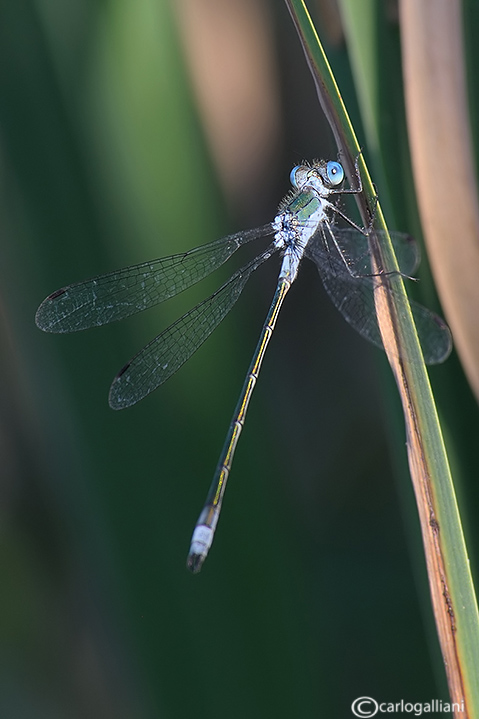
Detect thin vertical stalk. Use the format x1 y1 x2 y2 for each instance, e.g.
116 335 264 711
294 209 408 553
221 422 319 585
285 1 479 715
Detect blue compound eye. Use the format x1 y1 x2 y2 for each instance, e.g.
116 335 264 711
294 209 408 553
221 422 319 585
290 166 301 188
326 161 344 186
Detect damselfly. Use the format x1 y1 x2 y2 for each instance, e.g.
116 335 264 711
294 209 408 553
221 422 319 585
36 159 452 572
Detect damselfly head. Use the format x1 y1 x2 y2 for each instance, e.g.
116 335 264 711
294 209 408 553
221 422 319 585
289 159 344 193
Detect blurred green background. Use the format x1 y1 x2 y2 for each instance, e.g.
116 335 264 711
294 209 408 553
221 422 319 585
0 1 478 717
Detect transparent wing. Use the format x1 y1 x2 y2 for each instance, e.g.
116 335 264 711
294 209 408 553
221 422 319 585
310 225 421 277
314 227 420 278
109 244 278 410
305 236 452 365
35 224 274 333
